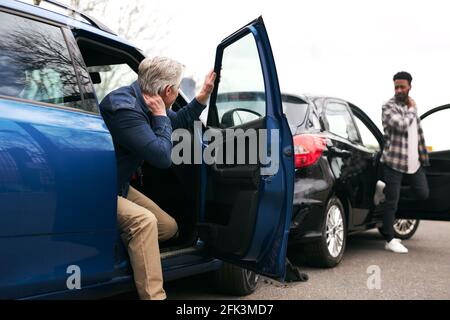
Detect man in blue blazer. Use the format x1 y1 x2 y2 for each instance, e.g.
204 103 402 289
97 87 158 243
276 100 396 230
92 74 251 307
100 56 215 300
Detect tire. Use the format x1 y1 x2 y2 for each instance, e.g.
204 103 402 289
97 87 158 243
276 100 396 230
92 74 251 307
378 219 420 240
213 263 259 296
297 197 347 268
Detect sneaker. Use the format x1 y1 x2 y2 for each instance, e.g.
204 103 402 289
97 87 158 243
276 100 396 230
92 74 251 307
373 180 386 206
385 238 408 253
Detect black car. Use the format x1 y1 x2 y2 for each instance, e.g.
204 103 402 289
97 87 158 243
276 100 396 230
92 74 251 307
216 92 450 268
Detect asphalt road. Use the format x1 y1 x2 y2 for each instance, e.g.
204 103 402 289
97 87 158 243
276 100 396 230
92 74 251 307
165 221 450 300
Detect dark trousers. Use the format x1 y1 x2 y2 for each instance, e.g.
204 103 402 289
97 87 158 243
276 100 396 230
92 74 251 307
381 164 429 242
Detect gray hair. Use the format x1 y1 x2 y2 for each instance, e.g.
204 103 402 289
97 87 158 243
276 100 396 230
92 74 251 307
138 56 185 95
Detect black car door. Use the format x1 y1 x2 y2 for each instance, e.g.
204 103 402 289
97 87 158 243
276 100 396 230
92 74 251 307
322 99 378 228
397 104 450 220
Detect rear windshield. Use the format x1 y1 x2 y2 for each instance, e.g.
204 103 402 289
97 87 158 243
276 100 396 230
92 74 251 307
282 94 309 134
214 91 309 133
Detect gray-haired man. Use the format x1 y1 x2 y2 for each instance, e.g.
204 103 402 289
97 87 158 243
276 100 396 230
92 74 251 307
99 57 216 299
380 71 429 254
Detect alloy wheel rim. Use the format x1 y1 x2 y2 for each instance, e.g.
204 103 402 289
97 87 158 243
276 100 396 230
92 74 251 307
393 219 417 236
326 205 344 258
244 269 258 285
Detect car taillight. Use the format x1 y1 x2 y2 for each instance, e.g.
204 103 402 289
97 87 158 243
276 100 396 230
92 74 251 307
293 134 326 169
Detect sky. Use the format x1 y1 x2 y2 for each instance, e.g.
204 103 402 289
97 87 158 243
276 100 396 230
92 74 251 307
61 0 450 130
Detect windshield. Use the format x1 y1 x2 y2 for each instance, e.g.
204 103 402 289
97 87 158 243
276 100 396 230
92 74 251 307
214 91 309 133
282 94 309 135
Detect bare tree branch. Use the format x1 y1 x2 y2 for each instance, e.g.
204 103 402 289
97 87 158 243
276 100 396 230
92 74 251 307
65 0 175 98
69 0 172 56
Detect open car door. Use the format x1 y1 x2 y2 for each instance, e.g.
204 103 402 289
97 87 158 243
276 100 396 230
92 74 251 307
197 17 294 279
397 104 450 221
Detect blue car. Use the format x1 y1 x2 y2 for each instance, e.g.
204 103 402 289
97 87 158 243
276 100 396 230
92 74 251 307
0 0 294 299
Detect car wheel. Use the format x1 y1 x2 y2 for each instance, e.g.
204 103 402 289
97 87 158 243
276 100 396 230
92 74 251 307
378 219 420 240
298 197 347 268
394 219 420 239
213 263 259 296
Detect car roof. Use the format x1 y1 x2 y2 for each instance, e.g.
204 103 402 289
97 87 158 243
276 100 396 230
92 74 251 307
302 94 348 103
299 94 357 109
281 92 309 104
1 0 139 50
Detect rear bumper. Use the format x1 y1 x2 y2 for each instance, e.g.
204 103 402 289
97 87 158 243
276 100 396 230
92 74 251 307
289 203 325 244
289 158 333 244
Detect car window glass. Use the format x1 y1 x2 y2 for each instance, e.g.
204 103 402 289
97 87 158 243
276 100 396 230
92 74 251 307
309 110 321 130
353 116 380 152
325 102 359 142
0 11 93 112
214 33 266 128
283 100 309 134
87 63 137 103
421 108 450 152
63 30 98 113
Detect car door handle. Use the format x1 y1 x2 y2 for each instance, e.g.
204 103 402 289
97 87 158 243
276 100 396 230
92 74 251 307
211 163 258 179
328 146 352 158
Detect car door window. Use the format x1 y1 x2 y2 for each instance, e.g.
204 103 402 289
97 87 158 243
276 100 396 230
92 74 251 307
353 117 381 152
324 102 360 143
88 63 137 103
421 108 450 152
0 11 97 113
213 33 266 128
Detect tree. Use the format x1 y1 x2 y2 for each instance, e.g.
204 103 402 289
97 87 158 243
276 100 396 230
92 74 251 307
68 0 172 55
66 0 173 98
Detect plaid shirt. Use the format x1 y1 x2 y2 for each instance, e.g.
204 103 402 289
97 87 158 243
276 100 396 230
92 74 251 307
381 97 429 173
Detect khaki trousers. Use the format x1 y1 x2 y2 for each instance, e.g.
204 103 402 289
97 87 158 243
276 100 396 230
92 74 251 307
117 186 178 300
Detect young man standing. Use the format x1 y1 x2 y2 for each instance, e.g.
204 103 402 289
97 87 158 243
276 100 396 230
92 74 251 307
380 71 430 253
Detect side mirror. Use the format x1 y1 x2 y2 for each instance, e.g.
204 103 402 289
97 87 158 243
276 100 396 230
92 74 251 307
89 72 101 84
221 108 262 128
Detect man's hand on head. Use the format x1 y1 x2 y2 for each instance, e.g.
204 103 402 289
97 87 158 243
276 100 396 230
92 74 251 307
196 70 217 105
143 94 167 116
